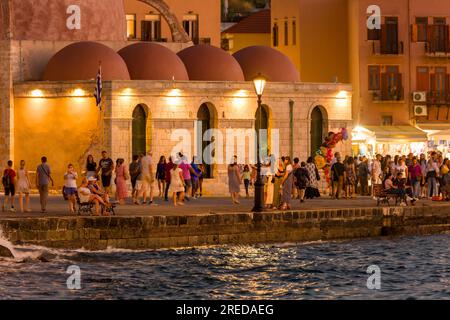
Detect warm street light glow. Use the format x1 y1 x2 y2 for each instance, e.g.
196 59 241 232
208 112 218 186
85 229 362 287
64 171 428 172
337 90 348 99
31 89 44 97
253 74 267 97
72 88 85 97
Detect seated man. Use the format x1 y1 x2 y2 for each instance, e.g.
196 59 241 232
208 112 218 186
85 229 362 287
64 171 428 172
78 178 108 216
392 173 415 205
87 176 110 204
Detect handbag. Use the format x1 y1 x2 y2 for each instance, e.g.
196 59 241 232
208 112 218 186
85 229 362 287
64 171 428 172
62 186 69 201
315 167 321 181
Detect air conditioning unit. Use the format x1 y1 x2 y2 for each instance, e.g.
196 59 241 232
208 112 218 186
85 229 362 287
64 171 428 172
413 91 427 102
414 105 428 116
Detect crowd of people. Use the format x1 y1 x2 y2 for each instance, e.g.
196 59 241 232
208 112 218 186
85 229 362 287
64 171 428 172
2 149 450 214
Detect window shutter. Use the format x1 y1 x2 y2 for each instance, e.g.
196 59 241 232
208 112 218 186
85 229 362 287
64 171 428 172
427 25 434 51
446 74 450 101
412 24 418 42
397 73 403 100
380 24 387 54
381 73 388 100
430 73 436 101
417 67 430 91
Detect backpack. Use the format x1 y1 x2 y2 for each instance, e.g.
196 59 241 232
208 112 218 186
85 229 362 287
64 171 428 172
2 170 11 188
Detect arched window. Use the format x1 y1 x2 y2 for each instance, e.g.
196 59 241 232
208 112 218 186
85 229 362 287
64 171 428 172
310 106 328 156
197 103 215 178
132 105 147 156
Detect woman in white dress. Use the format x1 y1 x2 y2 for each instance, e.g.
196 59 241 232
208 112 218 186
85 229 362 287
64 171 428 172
169 163 185 206
17 160 31 213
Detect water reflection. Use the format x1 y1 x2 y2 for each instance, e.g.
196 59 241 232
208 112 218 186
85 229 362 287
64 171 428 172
0 235 449 300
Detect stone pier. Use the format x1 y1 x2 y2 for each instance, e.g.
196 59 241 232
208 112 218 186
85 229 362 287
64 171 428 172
0 206 449 250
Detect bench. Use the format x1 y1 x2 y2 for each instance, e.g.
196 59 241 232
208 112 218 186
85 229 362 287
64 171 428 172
76 192 94 216
373 184 406 207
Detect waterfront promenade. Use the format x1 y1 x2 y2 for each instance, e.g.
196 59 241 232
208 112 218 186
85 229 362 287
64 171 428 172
1 195 449 218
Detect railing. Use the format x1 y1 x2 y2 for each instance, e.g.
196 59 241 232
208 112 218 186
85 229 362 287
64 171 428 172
372 40 404 55
427 91 450 104
425 41 450 55
372 87 404 102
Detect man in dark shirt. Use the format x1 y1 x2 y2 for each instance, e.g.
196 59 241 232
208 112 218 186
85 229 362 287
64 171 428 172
164 157 175 201
129 155 141 204
97 151 114 194
331 156 345 199
2 160 16 212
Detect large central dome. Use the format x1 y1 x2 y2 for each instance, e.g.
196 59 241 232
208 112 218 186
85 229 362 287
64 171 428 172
10 0 126 41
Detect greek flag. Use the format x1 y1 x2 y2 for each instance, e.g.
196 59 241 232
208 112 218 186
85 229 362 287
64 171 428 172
94 64 102 110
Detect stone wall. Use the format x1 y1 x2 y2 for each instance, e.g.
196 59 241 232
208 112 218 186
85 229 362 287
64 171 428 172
1 206 449 250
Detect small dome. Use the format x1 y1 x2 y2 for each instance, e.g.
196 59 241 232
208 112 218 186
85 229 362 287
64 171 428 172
233 46 300 82
177 45 244 81
43 42 130 81
118 43 189 81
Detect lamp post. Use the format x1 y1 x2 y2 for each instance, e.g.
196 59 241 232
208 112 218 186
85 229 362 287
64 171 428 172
252 74 267 213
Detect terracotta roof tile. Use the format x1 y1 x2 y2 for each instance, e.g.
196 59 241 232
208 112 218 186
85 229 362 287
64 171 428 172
222 9 271 34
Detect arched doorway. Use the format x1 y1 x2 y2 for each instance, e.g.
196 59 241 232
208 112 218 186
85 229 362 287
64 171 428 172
255 104 270 159
132 105 147 156
197 103 217 178
310 106 327 156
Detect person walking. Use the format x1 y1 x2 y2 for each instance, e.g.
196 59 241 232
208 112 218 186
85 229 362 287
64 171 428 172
409 157 422 199
2 160 17 212
156 156 167 198
63 164 78 214
168 162 185 207
178 153 199 202
344 157 356 199
371 154 382 198
129 155 141 205
98 151 114 195
294 161 309 203
242 165 251 199
140 151 155 205
273 157 286 208
17 160 31 213
36 157 53 213
164 157 175 201
228 156 242 204
280 157 294 210
357 157 370 196
331 156 345 200
426 159 439 199
115 158 129 205
305 157 320 199
86 155 97 179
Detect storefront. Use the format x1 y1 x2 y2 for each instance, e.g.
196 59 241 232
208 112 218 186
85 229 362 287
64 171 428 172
417 124 450 158
352 126 428 157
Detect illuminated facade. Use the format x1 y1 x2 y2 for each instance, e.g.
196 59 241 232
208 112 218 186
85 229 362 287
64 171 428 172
0 0 352 194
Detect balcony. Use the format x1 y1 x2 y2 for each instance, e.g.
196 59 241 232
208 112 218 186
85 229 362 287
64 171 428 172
425 41 450 57
372 87 404 102
427 91 450 105
372 41 404 55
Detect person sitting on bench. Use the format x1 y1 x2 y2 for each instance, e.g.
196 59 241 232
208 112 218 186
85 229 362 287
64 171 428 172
78 178 108 216
87 176 110 204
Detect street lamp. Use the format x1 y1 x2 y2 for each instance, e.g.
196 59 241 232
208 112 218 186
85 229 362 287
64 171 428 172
252 74 267 213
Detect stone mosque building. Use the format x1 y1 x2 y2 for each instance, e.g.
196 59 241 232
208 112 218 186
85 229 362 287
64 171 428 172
0 0 352 194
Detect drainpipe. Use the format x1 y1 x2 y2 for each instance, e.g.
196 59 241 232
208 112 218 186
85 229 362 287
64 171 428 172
289 100 294 159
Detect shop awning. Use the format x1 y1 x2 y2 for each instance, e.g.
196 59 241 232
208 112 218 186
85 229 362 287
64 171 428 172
362 126 428 143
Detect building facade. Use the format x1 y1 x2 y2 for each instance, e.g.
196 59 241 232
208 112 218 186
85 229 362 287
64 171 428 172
0 0 352 194
270 0 450 157
221 9 271 54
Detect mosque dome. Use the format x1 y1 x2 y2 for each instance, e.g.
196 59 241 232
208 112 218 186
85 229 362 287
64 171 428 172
233 46 300 82
177 45 245 82
118 43 189 81
42 41 130 81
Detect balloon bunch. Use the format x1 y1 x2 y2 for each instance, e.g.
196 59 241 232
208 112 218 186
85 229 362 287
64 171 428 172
314 128 349 169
